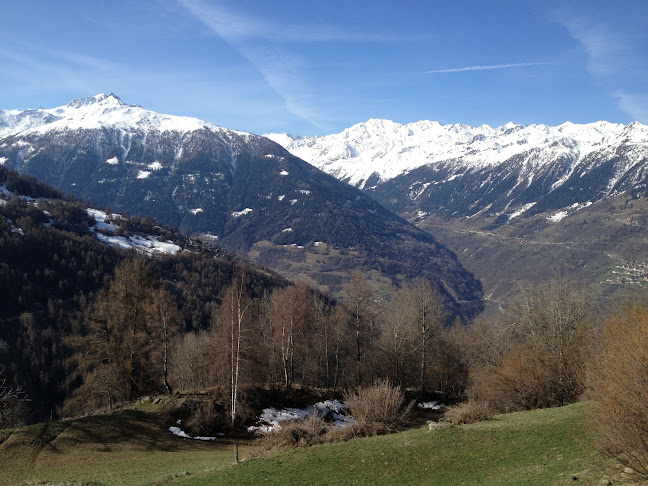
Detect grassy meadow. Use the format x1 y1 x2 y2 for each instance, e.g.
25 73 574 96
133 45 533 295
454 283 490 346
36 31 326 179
0 402 636 486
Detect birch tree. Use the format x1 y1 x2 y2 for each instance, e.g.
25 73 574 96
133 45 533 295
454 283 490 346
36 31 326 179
218 271 254 426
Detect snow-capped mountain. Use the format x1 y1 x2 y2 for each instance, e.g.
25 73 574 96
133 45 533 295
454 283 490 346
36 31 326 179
0 95 483 316
266 118 648 222
0 93 242 138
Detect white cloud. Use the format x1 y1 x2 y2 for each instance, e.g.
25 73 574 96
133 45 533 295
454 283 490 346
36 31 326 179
175 0 406 43
614 92 648 123
427 62 546 74
555 12 648 122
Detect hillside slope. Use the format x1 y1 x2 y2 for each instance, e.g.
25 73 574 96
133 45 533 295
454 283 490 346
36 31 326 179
0 403 628 486
0 96 483 314
267 119 648 308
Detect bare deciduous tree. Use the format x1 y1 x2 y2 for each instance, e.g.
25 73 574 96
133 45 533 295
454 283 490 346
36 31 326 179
344 273 374 385
215 269 254 426
0 378 28 429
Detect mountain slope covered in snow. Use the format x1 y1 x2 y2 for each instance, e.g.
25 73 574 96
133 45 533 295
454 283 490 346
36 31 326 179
266 118 648 222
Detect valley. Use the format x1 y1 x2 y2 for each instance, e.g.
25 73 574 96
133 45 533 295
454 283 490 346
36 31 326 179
3 2 648 484
268 118 648 312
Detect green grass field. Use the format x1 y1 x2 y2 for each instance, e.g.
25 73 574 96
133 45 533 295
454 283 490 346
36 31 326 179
0 403 632 486
0 406 250 486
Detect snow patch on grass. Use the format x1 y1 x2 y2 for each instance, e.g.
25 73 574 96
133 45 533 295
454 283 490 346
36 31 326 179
247 400 352 434
168 426 216 441
94 233 181 255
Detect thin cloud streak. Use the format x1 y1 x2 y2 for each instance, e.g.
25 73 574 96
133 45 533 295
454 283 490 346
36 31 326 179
427 62 547 73
176 0 407 43
176 0 328 129
614 91 648 124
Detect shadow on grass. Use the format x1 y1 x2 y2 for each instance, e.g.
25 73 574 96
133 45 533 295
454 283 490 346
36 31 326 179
3 408 242 459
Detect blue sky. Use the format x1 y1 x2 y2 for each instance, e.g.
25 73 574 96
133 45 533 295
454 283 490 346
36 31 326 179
1 0 646 135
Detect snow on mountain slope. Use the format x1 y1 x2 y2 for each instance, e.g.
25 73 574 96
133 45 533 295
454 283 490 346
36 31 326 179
0 95 484 314
0 93 248 138
265 118 641 189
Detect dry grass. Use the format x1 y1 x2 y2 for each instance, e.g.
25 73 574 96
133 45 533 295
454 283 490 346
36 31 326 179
343 379 412 433
253 414 329 454
444 400 494 425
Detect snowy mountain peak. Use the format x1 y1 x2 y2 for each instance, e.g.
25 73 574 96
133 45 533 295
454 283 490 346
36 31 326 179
0 94 247 138
66 93 125 109
266 118 639 189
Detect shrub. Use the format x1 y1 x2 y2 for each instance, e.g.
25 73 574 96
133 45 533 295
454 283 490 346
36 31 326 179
256 414 329 452
160 398 226 436
586 305 648 480
469 349 557 412
444 400 493 425
343 379 412 434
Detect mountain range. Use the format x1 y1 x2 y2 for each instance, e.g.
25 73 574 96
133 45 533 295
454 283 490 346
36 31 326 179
267 118 648 310
0 95 483 317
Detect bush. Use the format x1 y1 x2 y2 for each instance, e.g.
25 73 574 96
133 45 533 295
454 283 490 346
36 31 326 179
160 397 226 436
469 349 557 412
444 400 493 425
343 379 412 434
586 305 648 480
256 414 329 452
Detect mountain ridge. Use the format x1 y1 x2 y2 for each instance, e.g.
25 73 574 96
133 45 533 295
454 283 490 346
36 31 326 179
266 117 648 311
265 117 648 220
0 96 483 317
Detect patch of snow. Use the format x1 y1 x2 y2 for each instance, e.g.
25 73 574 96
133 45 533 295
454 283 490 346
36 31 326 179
577 201 593 210
547 211 568 222
314 241 322 247
94 233 181 255
280 170 289 176
418 401 445 410
282 227 293 232
264 154 276 158
297 189 311 195
148 161 163 170
190 208 204 215
0 157 7 165
231 208 253 217
86 208 119 232
289 199 298 205
106 156 119 165
508 202 536 221
136 170 151 179
168 426 215 441
278 195 285 201
247 400 353 434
